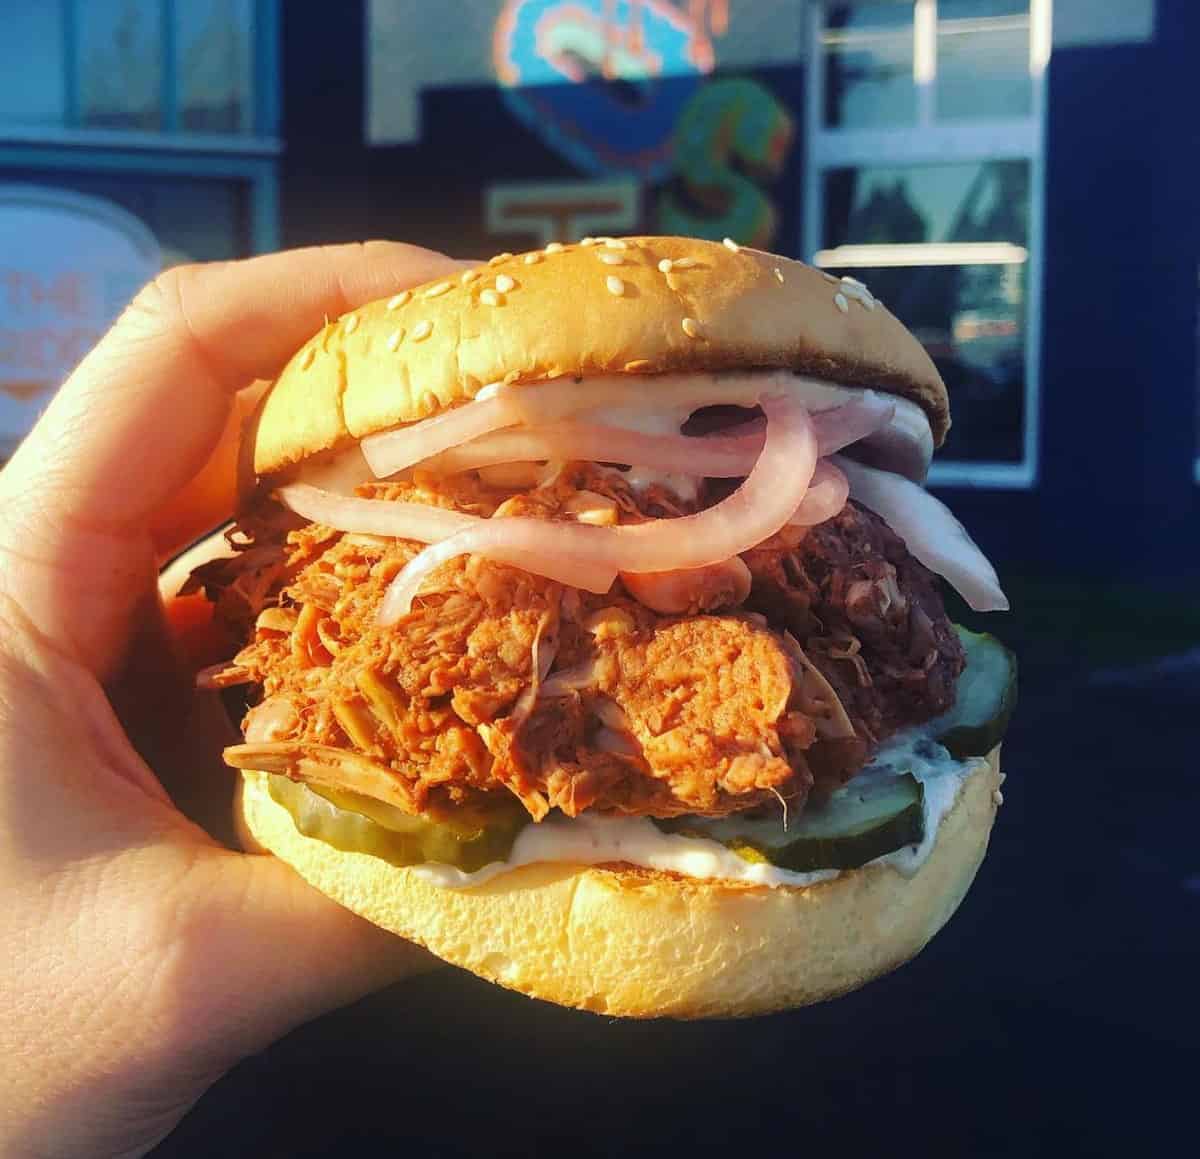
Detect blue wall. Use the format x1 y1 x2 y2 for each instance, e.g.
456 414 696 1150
945 0 1199 582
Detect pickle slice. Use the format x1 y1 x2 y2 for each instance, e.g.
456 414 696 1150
932 625 1017 759
266 775 528 873
654 774 923 872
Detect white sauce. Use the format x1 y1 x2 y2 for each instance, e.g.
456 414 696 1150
587 404 702 502
618 466 700 503
411 733 987 890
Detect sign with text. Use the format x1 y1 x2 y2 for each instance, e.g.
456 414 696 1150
0 185 160 457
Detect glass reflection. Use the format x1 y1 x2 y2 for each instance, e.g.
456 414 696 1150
824 160 1030 248
937 0 1031 121
822 3 915 129
78 0 163 131
176 0 253 133
0 3 65 127
822 161 1031 464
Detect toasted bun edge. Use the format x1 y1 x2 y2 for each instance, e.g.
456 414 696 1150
252 236 948 478
236 748 1001 1018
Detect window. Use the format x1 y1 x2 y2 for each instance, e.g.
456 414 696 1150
806 0 1049 487
176 0 255 133
78 0 164 131
0 5 67 127
0 0 268 140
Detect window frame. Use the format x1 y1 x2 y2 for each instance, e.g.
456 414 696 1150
804 0 1051 489
0 142 279 254
1 0 280 150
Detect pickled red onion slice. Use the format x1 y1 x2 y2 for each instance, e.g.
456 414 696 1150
379 394 817 624
786 459 849 526
277 483 477 541
360 394 520 478
423 422 763 477
813 397 897 457
834 455 1009 612
419 397 892 479
357 372 931 483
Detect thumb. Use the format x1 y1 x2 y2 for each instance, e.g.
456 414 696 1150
172 845 437 1075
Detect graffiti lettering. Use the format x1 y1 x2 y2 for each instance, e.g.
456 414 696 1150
0 270 90 318
494 0 728 179
657 77 792 248
486 178 640 245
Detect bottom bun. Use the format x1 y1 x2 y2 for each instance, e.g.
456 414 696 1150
237 750 1002 1019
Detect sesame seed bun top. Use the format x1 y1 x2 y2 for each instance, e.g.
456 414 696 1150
249 236 948 480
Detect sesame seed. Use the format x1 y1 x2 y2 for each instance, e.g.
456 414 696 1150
624 359 652 372
461 269 480 285
386 329 404 351
773 267 785 284
993 789 1004 806
480 288 501 306
495 274 515 293
411 319 433 342
424 280 451 299
657 258 673 273
834 292 849 313
580 237 598 247
672 256 697 269
722 236 740 252
299 346 316 370
681 317 702 338
386 290 411 310
598 250 624 266
488 252 513 265
604 238 628 250
545 241 564 253
605 275 625 296
838 277 879 311
523 252 541 264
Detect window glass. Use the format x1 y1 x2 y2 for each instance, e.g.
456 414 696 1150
936 0 1031 121
0 2 66 127
822 161 1030 464
823 160 1029 247
176 0 254 133
822 3 915 129
78 0 163 131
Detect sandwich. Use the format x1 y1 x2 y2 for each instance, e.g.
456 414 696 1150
191 236 1015 1018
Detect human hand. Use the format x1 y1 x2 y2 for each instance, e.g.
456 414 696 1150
0 243 465 1158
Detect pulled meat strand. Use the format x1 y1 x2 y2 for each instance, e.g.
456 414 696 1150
203 465 963 822
743 500 964 791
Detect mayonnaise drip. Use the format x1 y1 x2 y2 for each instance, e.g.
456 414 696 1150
411 733 986 890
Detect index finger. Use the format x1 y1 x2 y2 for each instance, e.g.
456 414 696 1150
8 241 465 537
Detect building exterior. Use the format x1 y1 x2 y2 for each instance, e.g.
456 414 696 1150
0 0 280 453
286 0 1198 580
2 1 1195 581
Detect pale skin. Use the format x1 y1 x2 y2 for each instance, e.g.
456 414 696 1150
0 243 468 1158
